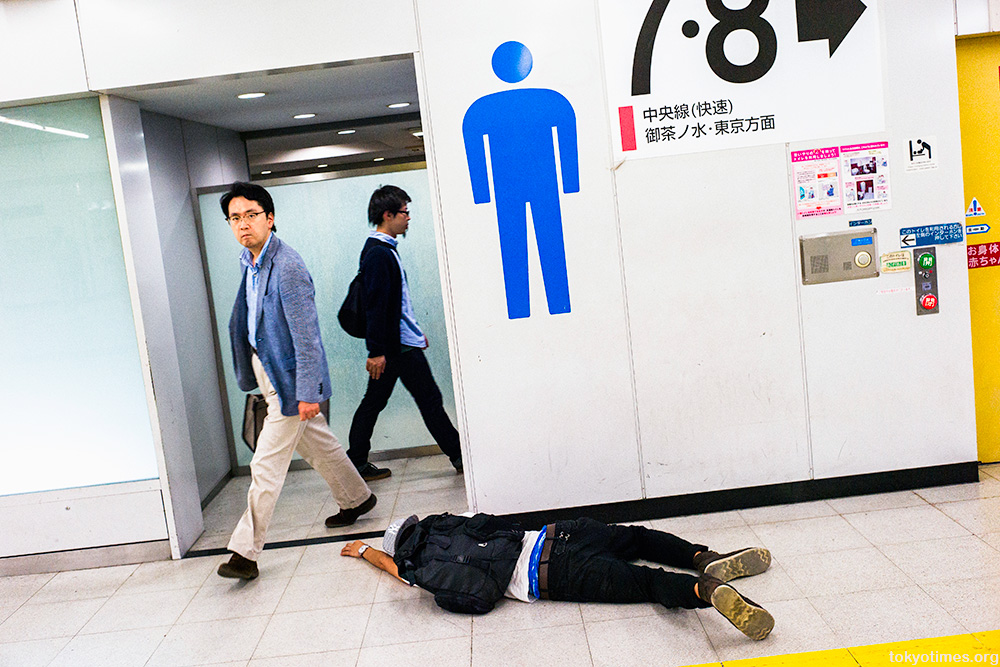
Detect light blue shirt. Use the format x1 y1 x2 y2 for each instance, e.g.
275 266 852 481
240 232 274 349
370 231 426 348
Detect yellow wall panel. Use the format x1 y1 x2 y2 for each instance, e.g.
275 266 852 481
957 35 1000 462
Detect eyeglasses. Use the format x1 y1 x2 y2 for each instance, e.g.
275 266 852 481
396 209 410 217
227 210 266 225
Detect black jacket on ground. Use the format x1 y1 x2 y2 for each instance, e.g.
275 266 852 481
360 237 402 359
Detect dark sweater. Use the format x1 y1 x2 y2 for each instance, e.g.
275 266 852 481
360 237 403 358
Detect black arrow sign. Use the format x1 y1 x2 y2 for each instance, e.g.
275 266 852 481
796 0 867 56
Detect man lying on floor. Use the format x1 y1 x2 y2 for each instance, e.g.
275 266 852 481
340 512 774 641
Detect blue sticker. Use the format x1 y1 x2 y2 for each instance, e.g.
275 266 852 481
900 223 964 248
463 42 579 320
849 219 872 227
851 237 873 246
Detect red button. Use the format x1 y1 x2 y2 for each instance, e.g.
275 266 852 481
921 294 937 310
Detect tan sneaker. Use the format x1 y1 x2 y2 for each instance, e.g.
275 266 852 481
694 547 771 582
698 574 774 641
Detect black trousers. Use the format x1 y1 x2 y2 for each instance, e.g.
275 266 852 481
546 518 710 610
348 348 462 467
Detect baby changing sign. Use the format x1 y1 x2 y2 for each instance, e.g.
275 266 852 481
599 0 884 159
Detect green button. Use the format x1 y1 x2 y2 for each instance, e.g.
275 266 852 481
918 253 935 269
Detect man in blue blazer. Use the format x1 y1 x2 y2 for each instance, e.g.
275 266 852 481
219 182 374 580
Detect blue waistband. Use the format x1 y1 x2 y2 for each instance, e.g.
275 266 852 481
527 528 548 599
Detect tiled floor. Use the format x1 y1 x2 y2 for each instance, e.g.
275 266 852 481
189 455 468 552
0 460 998 666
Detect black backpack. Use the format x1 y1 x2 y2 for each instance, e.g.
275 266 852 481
393 513 525 614
337 272 366 338
337 240 396 339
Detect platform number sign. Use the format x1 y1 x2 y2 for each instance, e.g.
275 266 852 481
600 0 885 159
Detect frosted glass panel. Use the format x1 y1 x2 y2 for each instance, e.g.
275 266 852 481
0 98 158 495
199 169 456 467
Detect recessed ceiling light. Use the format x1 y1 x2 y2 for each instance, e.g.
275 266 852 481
373 157 385 162
317 164 328 168
412 131 424 138
387 102 410 109
237 92 266 99
338 129 356 135
293 113 316 120
260 170 272 175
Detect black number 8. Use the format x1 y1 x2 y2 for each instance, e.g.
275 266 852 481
705 0 777 84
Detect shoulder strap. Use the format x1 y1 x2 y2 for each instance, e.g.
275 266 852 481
359 239 397 270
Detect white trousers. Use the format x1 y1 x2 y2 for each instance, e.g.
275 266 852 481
228 354 371 560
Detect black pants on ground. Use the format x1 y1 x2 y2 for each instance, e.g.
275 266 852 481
348 348 462 467
546 518 711 610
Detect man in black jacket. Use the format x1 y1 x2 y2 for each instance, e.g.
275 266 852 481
345 185 463 483
341 513 775 641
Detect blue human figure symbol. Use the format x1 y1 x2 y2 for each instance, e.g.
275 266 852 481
462 41 579 320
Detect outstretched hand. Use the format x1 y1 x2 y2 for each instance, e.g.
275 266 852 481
341 540 366 558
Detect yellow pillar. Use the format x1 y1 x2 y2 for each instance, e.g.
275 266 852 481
957 34 1000 462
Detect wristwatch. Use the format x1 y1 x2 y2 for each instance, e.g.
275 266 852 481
358 544 369 557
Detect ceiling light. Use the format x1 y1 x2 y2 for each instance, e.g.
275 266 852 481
373 157 385 162
338 129 356 135
0 114 89 139
317 164 328 168
293 113 316 120
387 102 410 109
237 92 266 99
260 170 272 175
412 131 424 138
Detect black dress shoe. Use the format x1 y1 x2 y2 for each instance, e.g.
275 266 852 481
357 462 392 481
217 552 258 580
325 493 377 528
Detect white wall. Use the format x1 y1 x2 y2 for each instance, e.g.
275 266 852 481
416 0 642 513
0 0 87 103
801 0 975 478
103 96 204 556
141 111 249 502
416 0 977 513
0 0 980 538
76 0 417 90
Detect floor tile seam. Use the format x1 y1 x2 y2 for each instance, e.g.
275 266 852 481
802 574 943 606
472 614 587 637
925 498 982 534
246 605 294 664
800 593 841 640
909 574 986 635
691 602 725 664
577 607 599 667
744 522 876 559
729 511 841 528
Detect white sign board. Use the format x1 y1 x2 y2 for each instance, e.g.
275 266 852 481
598 0 885 159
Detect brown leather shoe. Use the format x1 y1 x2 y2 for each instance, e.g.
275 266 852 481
217 552 258 580
694 547 771 582
325 493 377 528
698 574 774 641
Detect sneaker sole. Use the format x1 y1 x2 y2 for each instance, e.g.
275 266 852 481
710 584 774 641
362 470 392 481
704 548 771 582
